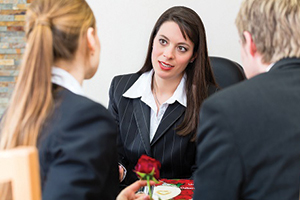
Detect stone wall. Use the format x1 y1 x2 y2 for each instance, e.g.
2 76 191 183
0 0 31 116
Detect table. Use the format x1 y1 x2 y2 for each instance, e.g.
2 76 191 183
155 179 194 200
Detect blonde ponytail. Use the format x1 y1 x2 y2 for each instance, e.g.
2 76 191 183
0 16 54 149
0 0 96 198
0 0 96 148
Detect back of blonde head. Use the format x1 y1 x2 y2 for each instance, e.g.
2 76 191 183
236 0 300 63
0 0 95 198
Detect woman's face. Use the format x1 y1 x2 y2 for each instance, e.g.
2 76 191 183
151 21 195 81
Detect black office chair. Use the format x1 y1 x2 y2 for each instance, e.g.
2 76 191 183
209 56 246 89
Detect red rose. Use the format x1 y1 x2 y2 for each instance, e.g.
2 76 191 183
135 155 161 180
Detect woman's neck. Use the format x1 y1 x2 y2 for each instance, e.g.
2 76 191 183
54 58 85 85
152 73 183 103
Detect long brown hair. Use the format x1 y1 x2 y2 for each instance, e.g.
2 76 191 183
0 0 95 148
139 6 216 140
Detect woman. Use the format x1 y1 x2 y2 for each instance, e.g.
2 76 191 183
108 6 218 187
0 0 119 199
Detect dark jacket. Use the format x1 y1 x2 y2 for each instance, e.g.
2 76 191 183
38 86 119 200
194 58 300 200
108 73 216 186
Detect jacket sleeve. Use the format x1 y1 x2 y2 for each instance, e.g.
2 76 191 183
193 98 245 200
108 76 129 179
42 102 119 200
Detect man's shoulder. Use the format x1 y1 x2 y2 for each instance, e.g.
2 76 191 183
204 74 267 107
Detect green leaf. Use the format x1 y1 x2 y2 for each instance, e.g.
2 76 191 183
136 171 147 180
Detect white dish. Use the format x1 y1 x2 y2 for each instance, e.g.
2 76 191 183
153 185 181 200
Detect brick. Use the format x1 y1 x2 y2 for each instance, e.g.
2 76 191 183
0 15 14 21
0 43 9 48
0 59 14 65
0 10 26 15
0 65 20 70
10 42 26 49
0 26 7 31
0 70 18 76
0 36 25 43
0 49 24 54
0 54 23 59
0 4 13 10
0 81 15 87
7 26 24 31
13 4 30 10
0 21 25 26
0 31 25 37
14 15 25 21
0 76 14 81
0 98 9 104
0 0 16 3
15 49 24 54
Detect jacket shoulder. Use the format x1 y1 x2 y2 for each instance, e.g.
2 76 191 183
109 72 141 98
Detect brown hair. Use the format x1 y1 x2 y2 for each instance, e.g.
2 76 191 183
139 6 217 140
236 0 300 63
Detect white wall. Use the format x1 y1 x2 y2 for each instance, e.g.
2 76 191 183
84 0 243 107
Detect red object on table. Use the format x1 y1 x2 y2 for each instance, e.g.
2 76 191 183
156 179 194 200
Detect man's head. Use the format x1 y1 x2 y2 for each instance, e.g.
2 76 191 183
236 0 300 78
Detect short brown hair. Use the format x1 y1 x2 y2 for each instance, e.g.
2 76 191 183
236 0 300 63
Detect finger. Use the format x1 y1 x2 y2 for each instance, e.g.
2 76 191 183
128 180 150 192
134 194 150 200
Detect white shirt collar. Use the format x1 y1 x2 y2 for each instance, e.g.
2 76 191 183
51 66 85 96
266 63 275 72
123 69 187 107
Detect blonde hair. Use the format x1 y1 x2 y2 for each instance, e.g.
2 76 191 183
0 0 95 149
0 0 95 198
235 0 300 63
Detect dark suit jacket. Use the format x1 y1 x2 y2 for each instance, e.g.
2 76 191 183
194 58 300 200
108 72 216 186
37 86 119 200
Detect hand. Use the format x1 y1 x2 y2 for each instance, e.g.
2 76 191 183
119 165 124 182
116 180 155 200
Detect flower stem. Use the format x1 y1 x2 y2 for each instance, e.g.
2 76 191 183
147 175 152 200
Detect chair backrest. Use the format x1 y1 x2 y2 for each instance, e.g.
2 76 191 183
0 146 41 200
210 56 246 89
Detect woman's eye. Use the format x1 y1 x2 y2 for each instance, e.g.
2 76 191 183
159 39 167 45
178 46 188 52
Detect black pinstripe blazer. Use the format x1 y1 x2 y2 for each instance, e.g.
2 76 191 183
108 72 216 186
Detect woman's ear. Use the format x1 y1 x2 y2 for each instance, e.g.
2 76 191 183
86 27 96 54
190 53 197 63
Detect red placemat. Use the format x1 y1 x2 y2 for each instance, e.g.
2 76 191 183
156 179 194 200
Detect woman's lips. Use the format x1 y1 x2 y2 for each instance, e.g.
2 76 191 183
159 61 173 70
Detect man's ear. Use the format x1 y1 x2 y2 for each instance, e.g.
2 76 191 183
86 27 96 54
243 31 257 57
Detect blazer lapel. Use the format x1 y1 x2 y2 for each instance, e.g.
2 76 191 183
132 98 152 156
151 102 185 146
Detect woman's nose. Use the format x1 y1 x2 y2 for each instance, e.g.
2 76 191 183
163 47 174 59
